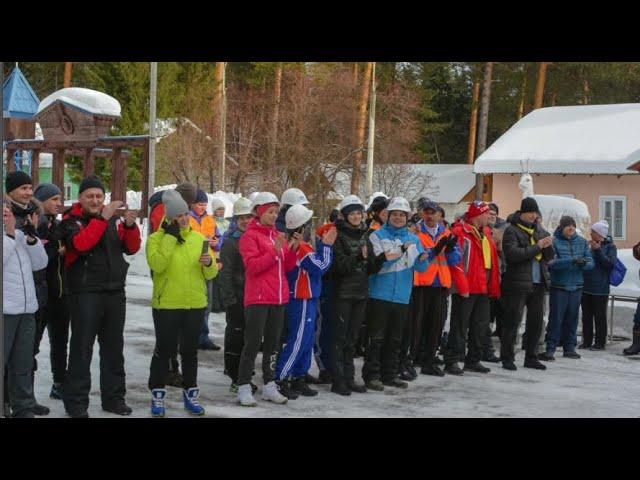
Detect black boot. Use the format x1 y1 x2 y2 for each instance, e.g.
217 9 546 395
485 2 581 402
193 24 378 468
501 360 517 371
463 362 491 373
331 379 352 396
276 380 299 400
291 377 318 397
481 352 500 363
421 362 445 377
31 402 50 416
524 358 547 370
304 373 319 384
102 400 132 416
383 377 408 389
623 326 640 356
346 380 367 393
317 370 333 384
444 363 464 376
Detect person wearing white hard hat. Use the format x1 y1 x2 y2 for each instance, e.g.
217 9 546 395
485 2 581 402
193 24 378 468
362 197 430 391
329 195 385 396
219 197 259 395
276 188 309 233
274 204 336 399
236 192 298 406
211 196 230 235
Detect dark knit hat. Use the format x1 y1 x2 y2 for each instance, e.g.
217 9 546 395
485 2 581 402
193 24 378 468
34 183 62 202
520 197 540 214
195 189 208 204
5 171 33 194
175 182 197 205
559 215 576 230
368 195 389 214
79 175 105 194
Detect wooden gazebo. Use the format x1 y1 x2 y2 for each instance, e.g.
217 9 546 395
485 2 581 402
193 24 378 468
4 87 151 217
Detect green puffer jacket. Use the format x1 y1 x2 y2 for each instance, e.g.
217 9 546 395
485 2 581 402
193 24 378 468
146 226 219 309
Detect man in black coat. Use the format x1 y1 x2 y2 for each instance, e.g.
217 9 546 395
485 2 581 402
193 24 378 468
500 197 554 371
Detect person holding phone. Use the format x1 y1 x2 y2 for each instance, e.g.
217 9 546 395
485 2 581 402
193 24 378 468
146 190 218 417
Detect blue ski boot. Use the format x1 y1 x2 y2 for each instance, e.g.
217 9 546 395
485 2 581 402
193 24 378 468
151 388 166 417
183 387 205 416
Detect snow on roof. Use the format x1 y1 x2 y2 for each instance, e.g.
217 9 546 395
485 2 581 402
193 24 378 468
473 104 640 175
333 163 475 204
38 87 121 117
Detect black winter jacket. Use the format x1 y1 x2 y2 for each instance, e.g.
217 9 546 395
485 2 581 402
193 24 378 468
502 212 554 294
583 237 617 296
37 214 65 302
331 220 385 300
219 230 245 307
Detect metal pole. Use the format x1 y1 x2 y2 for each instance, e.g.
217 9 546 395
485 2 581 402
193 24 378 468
1 61 5 413
220 62 227 192
365 62 376 199
148 62 157 197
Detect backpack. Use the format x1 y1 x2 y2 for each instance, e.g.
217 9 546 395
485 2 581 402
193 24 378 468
610 256 627 287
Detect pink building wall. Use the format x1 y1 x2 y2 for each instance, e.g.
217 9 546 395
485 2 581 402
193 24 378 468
490 173 640 248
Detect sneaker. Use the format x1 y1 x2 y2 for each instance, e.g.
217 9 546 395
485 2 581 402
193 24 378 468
383 378 408 389
444 363 464 376
50 383 64 400
166 370 184 388
463 362 491 373
365 379 385 391
346 381 367 393
538 352 555 362
103 401 133 416
291 377 318 397
331 381 352 396
262 381 288 404
276 380 299 400
481 353 501 363
31 402 50 416
421 363 445 377
563 351 581 359
523 358 547 370
182 387 205 415
237 384 257 407
151 388 166 417
317 370 333 385
502 360 517 371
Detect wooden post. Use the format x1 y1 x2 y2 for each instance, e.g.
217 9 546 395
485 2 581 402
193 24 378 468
83 148 95 176
31 149 41 186
6 149 16 173
467 79 481 164
109 148 125 202
142 140 150 218
52 148 65 201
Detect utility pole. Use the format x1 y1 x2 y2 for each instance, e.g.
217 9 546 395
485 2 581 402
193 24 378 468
220 62 227 192
365 62 377 198
149 62 157 197
1 61 5 412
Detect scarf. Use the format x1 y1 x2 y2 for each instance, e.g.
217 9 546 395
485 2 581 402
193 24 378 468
517 223 542 261
470 225 492 270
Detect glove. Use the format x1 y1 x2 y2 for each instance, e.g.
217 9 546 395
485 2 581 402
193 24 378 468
21 222 38 239
574 257 587 266
162 220 184 244
444 234 458 253
432 236 449 256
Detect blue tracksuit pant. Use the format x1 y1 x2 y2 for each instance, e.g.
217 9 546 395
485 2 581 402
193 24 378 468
276 298 319 381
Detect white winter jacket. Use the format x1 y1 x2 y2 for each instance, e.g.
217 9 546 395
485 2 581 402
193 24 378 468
3 229 48 315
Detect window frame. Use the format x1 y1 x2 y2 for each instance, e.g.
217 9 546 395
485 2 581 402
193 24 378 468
599 195 627 241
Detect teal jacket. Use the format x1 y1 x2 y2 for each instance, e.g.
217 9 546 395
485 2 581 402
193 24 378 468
548 228 594 291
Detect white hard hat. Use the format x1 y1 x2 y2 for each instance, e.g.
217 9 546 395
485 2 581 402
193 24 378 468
281 188 309 206
337 194 365 212
366 191 389 210
233 197 253 217
210 196 226 213
387 196 411 214
285 204 314 230
248 191 260 203
250 191 280 212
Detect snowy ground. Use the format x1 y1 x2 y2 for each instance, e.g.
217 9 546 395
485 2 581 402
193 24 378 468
33 274 640 418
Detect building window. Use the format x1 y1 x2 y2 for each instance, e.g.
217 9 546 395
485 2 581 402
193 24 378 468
599 196 626 240
64 183 73 200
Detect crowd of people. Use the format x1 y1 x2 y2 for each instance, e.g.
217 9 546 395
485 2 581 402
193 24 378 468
3 171 640 418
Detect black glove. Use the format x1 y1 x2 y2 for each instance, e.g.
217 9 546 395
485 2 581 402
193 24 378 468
444 234 458 253
432 236 449 256
162 220 184 244
574 257 587 266
21 222 38 239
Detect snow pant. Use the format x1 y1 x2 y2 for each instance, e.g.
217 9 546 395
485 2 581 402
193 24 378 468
411 286 447 366
148 308 204 390
331 298 367 383
224 302 246 384
443 294 490 365
276 298 318 381
314 290 333 373
63 291 126 414
43 296 71 385
4 314 36 415
545 287 582 354
354 300 373 357
362 299 409 382
500 284 545 362
198 279 214 345
237 304 285 386
581 293 608 347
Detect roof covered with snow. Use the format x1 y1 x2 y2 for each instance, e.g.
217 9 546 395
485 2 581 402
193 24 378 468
37 87 121 117
3 66 40 119
473 104 640 175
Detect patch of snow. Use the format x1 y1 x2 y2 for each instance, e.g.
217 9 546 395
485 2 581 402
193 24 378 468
38 87 121 117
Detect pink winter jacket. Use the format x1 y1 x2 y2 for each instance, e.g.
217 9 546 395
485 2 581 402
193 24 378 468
239 218 297 307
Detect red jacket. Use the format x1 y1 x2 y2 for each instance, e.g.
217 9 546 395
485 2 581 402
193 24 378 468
239 218 297 307
450 219 501 298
